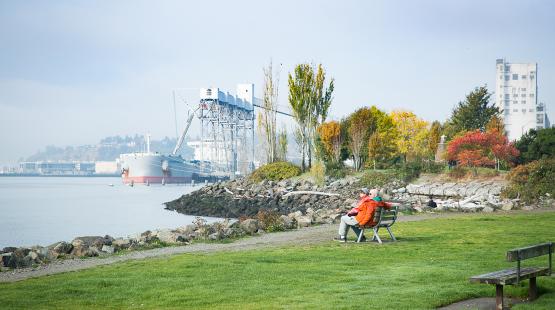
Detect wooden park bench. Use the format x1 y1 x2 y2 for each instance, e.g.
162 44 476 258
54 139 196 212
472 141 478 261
469 242 553 310
355 206 399 244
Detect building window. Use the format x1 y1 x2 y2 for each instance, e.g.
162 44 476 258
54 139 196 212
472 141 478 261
505 94 510 99
529 109 535 112
530 75 535 79
513 94 518 98
513 109 518 112
505 75 510 81
522 100 526 104
521 88 526 91
521 94 526 97
537 106 544 112
537 115 544 124
522 109 526 113
530 93 535 97
522 75 527 79
505 101 510 106
512 74 519 80
513 100 518 105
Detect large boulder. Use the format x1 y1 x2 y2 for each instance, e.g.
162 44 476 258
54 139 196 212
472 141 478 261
1 252 12 267
101 245 115 254
155 229 189 244
482 206 495 213
31 246 55 262
50 241 74 257
279 215 296 230
2 246 17 253
7 248 33 268
501 201 514 211
138 230 159 244
296 215 312 228
239 219 259 235
112 238 132 251
70 238 99 257
461 202 480 212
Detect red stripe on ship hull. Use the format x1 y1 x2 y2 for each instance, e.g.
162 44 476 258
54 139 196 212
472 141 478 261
122 176 192 184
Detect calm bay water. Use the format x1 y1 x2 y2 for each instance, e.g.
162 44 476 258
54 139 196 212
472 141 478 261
0 177 214 248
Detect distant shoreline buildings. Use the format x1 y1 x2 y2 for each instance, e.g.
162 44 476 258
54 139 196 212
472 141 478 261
495 58 550 141
0 161 120 176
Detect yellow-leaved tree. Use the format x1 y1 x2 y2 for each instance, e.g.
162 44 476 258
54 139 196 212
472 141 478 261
368 109 398 169
317 121 342 163
390 110 430 162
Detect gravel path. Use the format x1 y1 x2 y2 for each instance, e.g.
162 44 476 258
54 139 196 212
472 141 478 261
1 210 551 283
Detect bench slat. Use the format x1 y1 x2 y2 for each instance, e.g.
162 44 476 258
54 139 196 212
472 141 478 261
470 267 550 285
506 242 553 261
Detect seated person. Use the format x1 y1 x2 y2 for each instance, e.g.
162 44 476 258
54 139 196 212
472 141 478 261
334 188 392 242
427 196 437 208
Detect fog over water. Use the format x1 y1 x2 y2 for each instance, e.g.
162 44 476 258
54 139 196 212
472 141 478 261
0 177 217 248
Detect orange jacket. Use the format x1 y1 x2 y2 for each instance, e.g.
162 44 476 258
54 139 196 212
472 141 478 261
355 197 391 226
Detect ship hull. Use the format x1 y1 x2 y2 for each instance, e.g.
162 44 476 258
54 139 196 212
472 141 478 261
120 153 194 184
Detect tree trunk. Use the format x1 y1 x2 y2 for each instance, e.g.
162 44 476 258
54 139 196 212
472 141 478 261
308 141 312 169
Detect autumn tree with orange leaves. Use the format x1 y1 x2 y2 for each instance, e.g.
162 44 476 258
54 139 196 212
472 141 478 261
447 129 519 172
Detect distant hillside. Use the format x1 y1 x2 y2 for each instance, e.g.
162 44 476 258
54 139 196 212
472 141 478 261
26 135 193 162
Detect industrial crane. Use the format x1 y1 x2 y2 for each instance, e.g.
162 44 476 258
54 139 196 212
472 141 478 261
172 106 200 156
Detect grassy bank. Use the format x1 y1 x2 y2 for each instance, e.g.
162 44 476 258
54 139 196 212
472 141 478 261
1 213 554 309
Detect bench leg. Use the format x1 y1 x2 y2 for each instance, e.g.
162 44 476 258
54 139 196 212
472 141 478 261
386 226 396 241
371 227 379 241
529 277 537 300
373 228 382 244
495 284 504 310
356 229 365 243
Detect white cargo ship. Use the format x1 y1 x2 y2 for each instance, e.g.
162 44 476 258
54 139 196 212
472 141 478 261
120 131 198 185
120 152 194 185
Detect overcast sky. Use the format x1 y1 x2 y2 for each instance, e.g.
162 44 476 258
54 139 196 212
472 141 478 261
1 0 554 165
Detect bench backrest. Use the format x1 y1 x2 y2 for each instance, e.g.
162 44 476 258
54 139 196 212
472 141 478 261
378 206 398 227
506 242 553 283
506 242 553 262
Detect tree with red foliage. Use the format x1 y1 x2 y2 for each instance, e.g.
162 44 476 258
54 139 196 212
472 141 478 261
447 129 519 170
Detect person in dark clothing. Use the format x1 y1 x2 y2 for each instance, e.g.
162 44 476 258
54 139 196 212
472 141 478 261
427 196 437 208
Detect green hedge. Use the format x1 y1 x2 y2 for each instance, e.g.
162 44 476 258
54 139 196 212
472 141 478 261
249 161 302 182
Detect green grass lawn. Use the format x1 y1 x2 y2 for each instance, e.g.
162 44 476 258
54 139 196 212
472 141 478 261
1 212 554 309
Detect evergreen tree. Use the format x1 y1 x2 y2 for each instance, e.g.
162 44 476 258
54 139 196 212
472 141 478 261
515 127 555 164
449 86 499 134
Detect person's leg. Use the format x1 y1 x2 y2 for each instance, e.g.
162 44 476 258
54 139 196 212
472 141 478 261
350 224 362 237
338 215 350 237
338 215 359 237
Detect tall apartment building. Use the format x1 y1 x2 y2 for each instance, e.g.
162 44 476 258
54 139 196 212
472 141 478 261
495 59 550 141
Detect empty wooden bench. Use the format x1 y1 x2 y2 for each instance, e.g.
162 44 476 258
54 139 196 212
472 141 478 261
469 242 553 310
355 206 398 244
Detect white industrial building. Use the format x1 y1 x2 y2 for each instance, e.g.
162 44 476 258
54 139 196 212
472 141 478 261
495 59 550 141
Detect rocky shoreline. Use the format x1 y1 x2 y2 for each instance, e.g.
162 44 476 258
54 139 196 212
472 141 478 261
0 217 288 271
3 174 552 272
164 175 540 218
